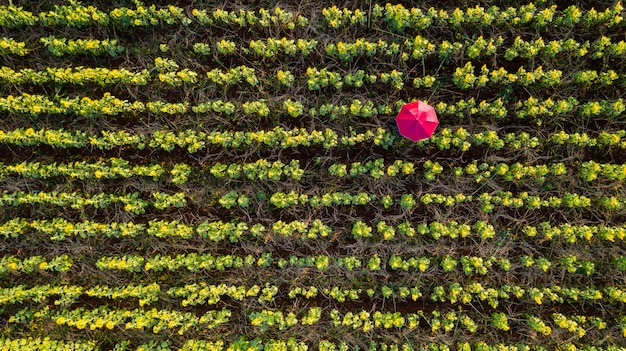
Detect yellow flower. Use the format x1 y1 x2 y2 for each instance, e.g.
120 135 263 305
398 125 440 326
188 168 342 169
76 319 87 329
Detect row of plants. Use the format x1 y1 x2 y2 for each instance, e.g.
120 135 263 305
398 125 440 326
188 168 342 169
525 314 607 338
0 217 327 242
328 158 570 183
1 2 623 32
205 339 626 351
196 38 320 58
453 63 624 89
0 37 30 56
4 34 626 66
453 62 556 89
0 158 167 182
324 36 626 62
328 308 616 337
3 336 626 351
169 283 276 306
4 126 626 153
323 3 625 31
97 34 626 64
352 220 496 240
5 216 624 243
1 36 317 58
2 280 623 314
426 160 568 183
0 254 72 275
231 189 622 212
307 96 624 123
176 337 307 351
0 158 304 184
306 67 409 90
389 253 600 276
1 92 623 125
167 281 626 307
551 313 606 339
140 339 626 351
6 304 620 337
0 190 186 215
0 3 306 29
192 7 307 29
9 305 231 335
421 128 624 151
248 307 322 331
241 38 318 57
0 126 392 151
0 93 387 118
523 222 626 243
514 97 625 121
327 159 414 179
4 61 621 92
0 337 97 351
0 66 151 86
579 161 626 182
208 159 303 181
421 283 616 307
290 282 622 307
0 283 160 307
329 309 476 333
39 36 124 57
93 252 619 276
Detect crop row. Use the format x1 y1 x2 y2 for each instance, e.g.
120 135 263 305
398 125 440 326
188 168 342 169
0 190 186 215
0 254 72 275
92 252 623 277
325 35 626 62
0 157 171 182
0 66 151 86
323 3 625 31
2 336 626 351
0 338 97 351
5 126 626 153
0 36 319 57
0 158 303 183
1 2 622 31
174 281 626 307
38 36 123 56
0 253 619 284
3 281 624 309
0 283 160 307
427 128 626 151
451 63 620 89
0 126 390 151
328 309 615 336
7 304 625 338
0 93 624 126
3 63 624 92
1 188 623 213
0 4 306 29
3 35 626 64
0 63 405 90
4 157 624 184
0 2 623 32
10 305 232 334
2 216 624 244
238 189 625 212
328 158 571 183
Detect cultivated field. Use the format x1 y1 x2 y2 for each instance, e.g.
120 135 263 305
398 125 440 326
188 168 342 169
0 1 625 350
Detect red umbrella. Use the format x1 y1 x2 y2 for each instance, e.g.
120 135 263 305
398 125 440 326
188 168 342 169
395 101 439 142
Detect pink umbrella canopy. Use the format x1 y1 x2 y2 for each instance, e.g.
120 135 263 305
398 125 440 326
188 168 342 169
395 101 439 142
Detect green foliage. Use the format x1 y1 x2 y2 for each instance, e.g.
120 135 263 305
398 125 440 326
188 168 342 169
1 2 625 349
